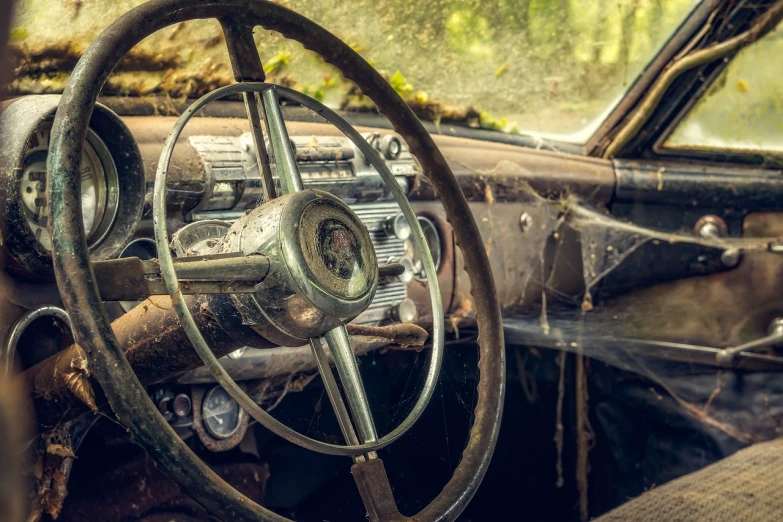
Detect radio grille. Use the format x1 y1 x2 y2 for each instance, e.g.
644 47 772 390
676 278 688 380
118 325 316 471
352 202 407 324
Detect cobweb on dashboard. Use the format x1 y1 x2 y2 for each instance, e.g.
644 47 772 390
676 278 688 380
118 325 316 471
502 192 783 446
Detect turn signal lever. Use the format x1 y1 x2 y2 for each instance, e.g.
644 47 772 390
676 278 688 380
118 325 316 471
92 255 405 301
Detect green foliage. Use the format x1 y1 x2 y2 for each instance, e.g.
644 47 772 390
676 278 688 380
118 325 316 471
494 63 509 79
9 27 29 41
300 85 326 102
445 9 493 59
389 71 413 97
263 50 293 76
479 111 507 132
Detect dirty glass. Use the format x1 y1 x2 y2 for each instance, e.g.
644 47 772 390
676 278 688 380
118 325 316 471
7 0 696 141
664 20 783 154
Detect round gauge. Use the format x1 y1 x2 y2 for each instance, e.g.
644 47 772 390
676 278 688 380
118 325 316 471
19 121 119 252
404 216 442 281
171 220 232 257
0 96 145 277
202 386 243 439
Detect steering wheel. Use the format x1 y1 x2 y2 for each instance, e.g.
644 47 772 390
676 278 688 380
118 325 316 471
46 1 505 520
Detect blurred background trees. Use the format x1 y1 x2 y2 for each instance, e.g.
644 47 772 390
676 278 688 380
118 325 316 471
6 0 695 136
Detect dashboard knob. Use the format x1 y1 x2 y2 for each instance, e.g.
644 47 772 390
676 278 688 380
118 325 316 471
390 298 417 323
382 213 411 240
172 393 192 418
386 256 414 284
380 134 402 160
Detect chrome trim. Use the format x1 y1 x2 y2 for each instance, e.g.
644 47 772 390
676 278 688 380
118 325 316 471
262 87 304 193
323 325 378 443
278 190 378 318
309 338 362 448
218 190 378 342
3 306 71 377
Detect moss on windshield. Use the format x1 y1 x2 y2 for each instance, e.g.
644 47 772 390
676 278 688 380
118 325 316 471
6 0 695 140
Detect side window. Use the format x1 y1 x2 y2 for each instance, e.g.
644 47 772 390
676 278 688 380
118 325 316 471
663 21 782 154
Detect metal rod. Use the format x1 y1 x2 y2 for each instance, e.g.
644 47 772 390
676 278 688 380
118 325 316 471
165 255 270 281
716 318 783 366
323 325 378 443
722 332 783 357
378 263 405 278
308 338 369 462
243 92 277 201
261 87 303 194
144 280 258 296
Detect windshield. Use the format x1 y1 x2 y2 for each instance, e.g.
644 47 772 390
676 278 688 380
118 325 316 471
8 0 696 142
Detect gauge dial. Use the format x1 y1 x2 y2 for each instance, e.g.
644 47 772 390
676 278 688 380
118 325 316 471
404 216 442 281
19 121 119 252
202 386 243 439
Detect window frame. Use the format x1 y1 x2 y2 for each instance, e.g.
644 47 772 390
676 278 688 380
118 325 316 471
584 0 722 156
590 0 783 170
651 21 783 165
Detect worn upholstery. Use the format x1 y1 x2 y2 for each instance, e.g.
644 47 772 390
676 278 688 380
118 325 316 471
595 438 783 521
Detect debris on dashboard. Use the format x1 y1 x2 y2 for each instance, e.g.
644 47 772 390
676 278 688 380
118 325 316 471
63 355 96 412
28 425 75 522
344 323 428 349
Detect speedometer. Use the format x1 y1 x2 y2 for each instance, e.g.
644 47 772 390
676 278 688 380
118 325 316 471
0 95 145 277
19 121 119 252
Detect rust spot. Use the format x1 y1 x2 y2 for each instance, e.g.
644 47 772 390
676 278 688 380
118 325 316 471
30 426 75 520
449 298 474 337
46 444 76 459
346 323 428 349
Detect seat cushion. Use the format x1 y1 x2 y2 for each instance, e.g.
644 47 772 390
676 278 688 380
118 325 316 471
595 438 783 521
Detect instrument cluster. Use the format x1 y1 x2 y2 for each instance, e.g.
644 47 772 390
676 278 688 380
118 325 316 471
0 95 145 278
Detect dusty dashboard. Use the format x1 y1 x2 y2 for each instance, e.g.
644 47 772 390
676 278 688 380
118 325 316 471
0 94 620 451
0 95 457 377
122 113 451 326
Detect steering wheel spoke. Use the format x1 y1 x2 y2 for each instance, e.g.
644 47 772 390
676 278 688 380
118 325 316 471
312 329 407 520
260 86 304 194
220 19 277 202
309 336 363 447
321 324 379 443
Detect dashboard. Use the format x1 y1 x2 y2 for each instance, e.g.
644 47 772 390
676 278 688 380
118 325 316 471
118 114 449 326
1 93 614 450
0 95 459 445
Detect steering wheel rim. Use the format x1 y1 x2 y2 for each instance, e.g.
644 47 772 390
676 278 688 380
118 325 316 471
47 1 505 520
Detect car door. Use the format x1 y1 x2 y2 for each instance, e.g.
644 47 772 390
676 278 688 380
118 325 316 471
518 2 783 518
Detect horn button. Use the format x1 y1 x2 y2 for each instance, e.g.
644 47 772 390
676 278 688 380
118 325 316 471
216 189 378 345
299 199 375 300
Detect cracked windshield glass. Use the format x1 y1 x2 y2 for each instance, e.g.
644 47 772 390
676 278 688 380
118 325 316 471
7 0 696 142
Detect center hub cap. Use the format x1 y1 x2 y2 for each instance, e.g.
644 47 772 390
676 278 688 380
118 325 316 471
216 189 378 345
299 199 375 300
